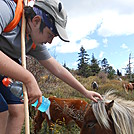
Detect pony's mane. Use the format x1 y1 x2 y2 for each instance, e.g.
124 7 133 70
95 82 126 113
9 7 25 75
91 90 134 134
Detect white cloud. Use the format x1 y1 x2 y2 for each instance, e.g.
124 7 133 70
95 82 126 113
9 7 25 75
67 15 102 41
120 43 128 49
62 0 134 17
98 11 134 37
103 38 108 44
54 38 99 53
99 51 104 58
102 38 108 47
63 0 134 39
80 38 99 50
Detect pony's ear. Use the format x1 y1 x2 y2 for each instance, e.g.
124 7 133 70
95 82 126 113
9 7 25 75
106 100 114 111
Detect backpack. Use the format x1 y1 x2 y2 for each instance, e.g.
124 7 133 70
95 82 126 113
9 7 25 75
4 0 24 32
3 0 36 49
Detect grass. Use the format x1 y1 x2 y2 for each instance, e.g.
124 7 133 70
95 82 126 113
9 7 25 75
21 73 134 134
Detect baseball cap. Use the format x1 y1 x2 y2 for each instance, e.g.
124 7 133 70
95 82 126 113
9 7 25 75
34 0 69 42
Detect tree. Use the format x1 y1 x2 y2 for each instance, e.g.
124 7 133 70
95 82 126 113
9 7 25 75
90 53 101 76
101 58 109 73
63 62 70 71
107 66 116 79
101 58 115 79
117 69 122 76
77 46 91 77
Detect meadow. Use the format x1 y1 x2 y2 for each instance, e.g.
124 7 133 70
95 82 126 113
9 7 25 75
21 57 134 133
21 73 134 134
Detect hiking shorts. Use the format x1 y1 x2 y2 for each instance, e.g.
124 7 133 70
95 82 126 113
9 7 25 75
0 75 23 112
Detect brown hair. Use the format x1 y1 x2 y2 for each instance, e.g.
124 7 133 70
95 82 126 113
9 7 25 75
24 6 45 32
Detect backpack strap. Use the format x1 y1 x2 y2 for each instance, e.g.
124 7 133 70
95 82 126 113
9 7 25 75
3 0 24 32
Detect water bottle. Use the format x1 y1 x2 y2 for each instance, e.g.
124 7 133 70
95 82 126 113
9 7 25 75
32 96 51 112
2 77 23 98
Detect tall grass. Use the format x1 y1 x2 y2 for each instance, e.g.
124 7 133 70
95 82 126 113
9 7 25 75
21 74 134 134
21 58 134 133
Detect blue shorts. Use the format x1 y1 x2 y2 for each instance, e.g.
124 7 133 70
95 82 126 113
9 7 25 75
0 75 23 112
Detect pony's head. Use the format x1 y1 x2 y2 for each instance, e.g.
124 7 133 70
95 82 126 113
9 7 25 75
80 90 134 134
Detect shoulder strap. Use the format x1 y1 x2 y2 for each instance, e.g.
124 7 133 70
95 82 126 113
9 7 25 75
3 0 24 32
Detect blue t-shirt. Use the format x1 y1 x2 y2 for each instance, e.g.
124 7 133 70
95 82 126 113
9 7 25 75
0 0 51 60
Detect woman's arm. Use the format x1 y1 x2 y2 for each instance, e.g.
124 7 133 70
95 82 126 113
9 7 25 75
39 57 102 102
0 51 42 106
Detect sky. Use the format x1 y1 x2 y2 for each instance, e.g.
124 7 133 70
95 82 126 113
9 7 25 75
46 0 134 75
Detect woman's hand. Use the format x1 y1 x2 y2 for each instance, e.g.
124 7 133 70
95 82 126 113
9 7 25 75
84 90 103 102
23 73 42 109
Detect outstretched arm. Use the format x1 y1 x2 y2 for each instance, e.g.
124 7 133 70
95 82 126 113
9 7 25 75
0 51 42 106
39 57 102 102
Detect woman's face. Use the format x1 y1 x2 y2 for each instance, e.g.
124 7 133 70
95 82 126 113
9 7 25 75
28 15 56 45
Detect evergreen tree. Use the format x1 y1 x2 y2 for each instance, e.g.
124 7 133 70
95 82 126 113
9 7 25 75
63 62 70 71
90 53 101 76
77 46 91 77
101 58 109 73
101 58 115 79
117 69 122 76
107 66 116 79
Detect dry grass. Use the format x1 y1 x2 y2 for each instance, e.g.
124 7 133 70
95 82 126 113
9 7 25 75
27 73 134 134
24 58 134 133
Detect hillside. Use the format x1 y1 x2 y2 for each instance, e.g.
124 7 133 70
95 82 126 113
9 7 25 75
22 57 134 134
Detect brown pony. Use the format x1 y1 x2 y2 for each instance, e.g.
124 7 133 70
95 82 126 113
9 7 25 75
122 82 133 93
80 90 134 134
34 96 88 133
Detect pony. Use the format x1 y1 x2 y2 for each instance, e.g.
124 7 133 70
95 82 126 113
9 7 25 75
80 90 134 134
91 81 98 90
34 96 88 133
122 82 133 93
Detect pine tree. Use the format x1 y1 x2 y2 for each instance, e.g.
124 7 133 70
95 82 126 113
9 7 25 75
63 62 70 71
90 53 101 76
101 58 109 73
107 66 116 79
77 46 91 77
101 58 115 79
117 69 122 76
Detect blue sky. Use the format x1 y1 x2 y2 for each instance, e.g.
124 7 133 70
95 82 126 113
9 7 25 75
46 0 134 75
